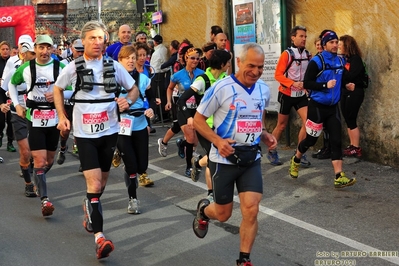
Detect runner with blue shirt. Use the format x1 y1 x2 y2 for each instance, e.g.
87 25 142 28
192 43 277 266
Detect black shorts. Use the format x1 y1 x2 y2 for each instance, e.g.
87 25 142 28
27 121 59 151
208 159 263 205
177 107 196 126
75 133 118 172
278 91 308 115
11 114 28 141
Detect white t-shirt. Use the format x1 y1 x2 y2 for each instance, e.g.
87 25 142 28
197 75 270 165
55 57 135 138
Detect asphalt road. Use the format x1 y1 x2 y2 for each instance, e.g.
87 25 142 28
0 124 398 266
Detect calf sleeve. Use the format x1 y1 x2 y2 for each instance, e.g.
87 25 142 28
33 168 47 199
87 193 103 234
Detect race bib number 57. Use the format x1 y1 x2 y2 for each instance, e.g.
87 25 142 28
32 109 57 127
82 111 110 134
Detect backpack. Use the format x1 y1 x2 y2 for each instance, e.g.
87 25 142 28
284 47 311 75
362 61 370 88
315 54 344 78
199 73 211 91
194 74 211 104
28 59 60 94
70 56 121 104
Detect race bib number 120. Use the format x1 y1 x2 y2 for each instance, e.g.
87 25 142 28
82 111 110 134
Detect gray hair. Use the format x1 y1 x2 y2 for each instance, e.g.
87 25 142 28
80 21 107 39
238 42 264 62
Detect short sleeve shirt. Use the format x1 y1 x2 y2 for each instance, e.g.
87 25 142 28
55 57 135 138
197 75 270 165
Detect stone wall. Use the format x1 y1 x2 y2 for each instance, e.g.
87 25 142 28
282 0 399 166
158 0 230 48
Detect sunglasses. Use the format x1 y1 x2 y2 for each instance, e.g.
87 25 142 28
189 57 200 61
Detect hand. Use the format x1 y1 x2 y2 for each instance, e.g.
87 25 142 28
214 138 236 158
144 108 154 119
155 98 161 105
261 131 277 150
115 97 130 112
15 105 26 118
187 117 194 130
165 102 171 111
327 79 337 89
345 83 355 91
0 103 10 113
292 81 303 89
44 92 54 103
57 117 70 132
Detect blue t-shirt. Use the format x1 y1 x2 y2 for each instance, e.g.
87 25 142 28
171 67 204 96
119 73 151 132
106 42 131 61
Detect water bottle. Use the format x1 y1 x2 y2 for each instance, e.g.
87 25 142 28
143 95 149 109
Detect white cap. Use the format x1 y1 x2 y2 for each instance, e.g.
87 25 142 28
18 34 33 45
20 42 35 53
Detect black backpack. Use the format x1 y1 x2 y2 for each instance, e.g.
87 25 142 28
284 47 311 76
28 59 60 94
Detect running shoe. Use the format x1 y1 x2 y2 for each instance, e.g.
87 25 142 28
41 198 54 217
267 150 282 165
112 149 121 168
82 198 93 233
343 145 362 158
334 172 357 188
176 138 185 158
127 198 141 214
192 198 210 239
138 172 154 187
207 193 214 203
317 147 331 159
56 145 68 165
157 138 168 157
300 153 311 168
190 156 202 182
236 258 253 266
25 183 37 197
185 168 192 177
289 156 300 179
72 144 79 154
96 237 114 259
7 142 16 152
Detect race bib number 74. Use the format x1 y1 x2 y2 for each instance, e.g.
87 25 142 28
82 111 110 134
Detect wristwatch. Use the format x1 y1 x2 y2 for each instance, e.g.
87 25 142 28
127 99 133 107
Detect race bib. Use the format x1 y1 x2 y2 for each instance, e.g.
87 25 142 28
82 111 110 134
305 119 323 137
172 87 179 97
32 109 57 127
235 120 262 143
186 95 197 109
290 86 305 97
119 117 132 136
